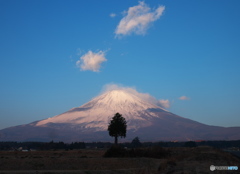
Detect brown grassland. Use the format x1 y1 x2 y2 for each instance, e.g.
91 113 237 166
0 146 239 174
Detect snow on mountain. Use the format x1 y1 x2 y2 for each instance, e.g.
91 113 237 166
36 89 169 130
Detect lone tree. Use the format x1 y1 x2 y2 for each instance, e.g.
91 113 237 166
108 113 127 145
131 136 142 148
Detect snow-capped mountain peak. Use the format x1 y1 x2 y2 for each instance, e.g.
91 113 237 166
36 89 166 130
1 88 240 142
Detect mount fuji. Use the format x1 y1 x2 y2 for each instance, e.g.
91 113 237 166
1 89 240 142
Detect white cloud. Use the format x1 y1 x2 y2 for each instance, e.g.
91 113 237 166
179 96 190 100
110 13 116 18
115 1 165 37
158 99 170 108
76 50 107 72
102 84 171 109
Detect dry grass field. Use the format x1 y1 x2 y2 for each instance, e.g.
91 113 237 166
0 146 239 174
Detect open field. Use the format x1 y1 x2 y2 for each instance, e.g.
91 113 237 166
0 147 239 174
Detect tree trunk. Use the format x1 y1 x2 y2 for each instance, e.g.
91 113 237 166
114 136 118 145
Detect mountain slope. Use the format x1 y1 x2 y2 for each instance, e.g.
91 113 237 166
0 89 240 142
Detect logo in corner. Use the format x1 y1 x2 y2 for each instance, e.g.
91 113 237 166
210 165 215 171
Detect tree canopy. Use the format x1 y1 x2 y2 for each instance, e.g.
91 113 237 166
108 113 127 145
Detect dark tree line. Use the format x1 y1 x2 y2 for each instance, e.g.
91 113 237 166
1 140 240 151
0 141 85 151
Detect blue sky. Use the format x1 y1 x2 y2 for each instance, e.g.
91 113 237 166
1 0 240 130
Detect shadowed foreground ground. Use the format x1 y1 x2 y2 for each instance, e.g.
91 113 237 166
0 146 239 174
